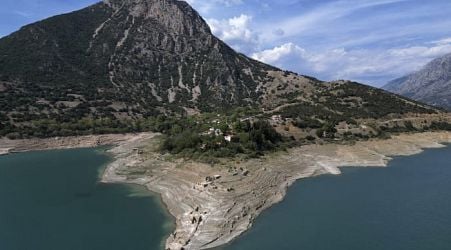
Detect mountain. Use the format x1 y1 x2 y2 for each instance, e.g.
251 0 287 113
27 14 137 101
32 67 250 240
384 53 451 109
0 0 445 138
0 0 282 113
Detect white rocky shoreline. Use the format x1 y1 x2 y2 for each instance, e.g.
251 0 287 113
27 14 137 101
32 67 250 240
99 131 451 250
1 131 450 250
0 133 147 155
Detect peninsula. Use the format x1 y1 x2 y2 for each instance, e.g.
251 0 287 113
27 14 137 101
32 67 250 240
2 130 451 250
101 131 451 250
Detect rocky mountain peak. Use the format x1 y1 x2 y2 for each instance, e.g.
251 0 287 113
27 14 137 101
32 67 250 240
384 53 451 109
103 0 211 36
0 0 440 137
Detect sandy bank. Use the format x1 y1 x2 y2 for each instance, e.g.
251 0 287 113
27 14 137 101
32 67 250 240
0 133 149 155
101 131 451 250
0 148 10 155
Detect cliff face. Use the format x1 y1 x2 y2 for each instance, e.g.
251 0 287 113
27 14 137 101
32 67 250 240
104 0 212 34
96 0 277 108
384 53 451 109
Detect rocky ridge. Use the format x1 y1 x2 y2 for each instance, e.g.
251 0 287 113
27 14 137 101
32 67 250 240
0 0 315 118
384 53 451 109
0 0 439 136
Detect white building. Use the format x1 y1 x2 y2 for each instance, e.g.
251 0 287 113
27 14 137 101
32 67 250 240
271 115 283 122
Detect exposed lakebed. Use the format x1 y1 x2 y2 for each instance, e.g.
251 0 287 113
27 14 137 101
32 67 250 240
2 144 451 250
222 145 451 250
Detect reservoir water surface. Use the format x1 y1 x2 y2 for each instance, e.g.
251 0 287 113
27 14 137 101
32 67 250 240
0 148 173 250
1 145 451 250
223 145 451 250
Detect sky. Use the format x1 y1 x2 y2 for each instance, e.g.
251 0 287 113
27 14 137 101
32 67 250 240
1 0 451 87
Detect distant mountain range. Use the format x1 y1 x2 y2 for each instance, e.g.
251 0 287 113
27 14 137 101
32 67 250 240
384 53 451 110
0 0 444 138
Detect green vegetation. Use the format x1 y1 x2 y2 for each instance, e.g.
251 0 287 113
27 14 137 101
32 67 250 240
277 82 437 126
321 82 438 118
0 1 276 121
1 117 146 139
160 116 284 160
429 122 451 131
0 107 286 160
315 122 338 139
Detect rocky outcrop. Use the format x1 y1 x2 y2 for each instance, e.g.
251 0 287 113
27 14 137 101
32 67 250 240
0 0 307 118
0 0 443 138
384 53 451 109
95 0 281 108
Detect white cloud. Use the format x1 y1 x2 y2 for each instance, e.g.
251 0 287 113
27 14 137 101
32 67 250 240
181 0 451 85
184 0 243 14
258 0 409 43
251 39 451 86
251 43 305 65
13 10 33 18
388 44 451 58
207 14 258 52
430 37 451 45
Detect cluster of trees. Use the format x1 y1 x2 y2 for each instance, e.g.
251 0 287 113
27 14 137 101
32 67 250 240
161 119 283 159
0 114 194 139
428 122 451 131
275 81 438 128
315 122 338 138
1 106 285 159
292 117 323 129
0 118 146 139
322 82 437 119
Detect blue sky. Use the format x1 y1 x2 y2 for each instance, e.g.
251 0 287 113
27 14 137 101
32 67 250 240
2 0 451 86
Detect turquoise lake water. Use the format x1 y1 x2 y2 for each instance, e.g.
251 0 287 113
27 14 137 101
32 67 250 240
222 145 451 250
2 146 451 250
0 148 173 250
